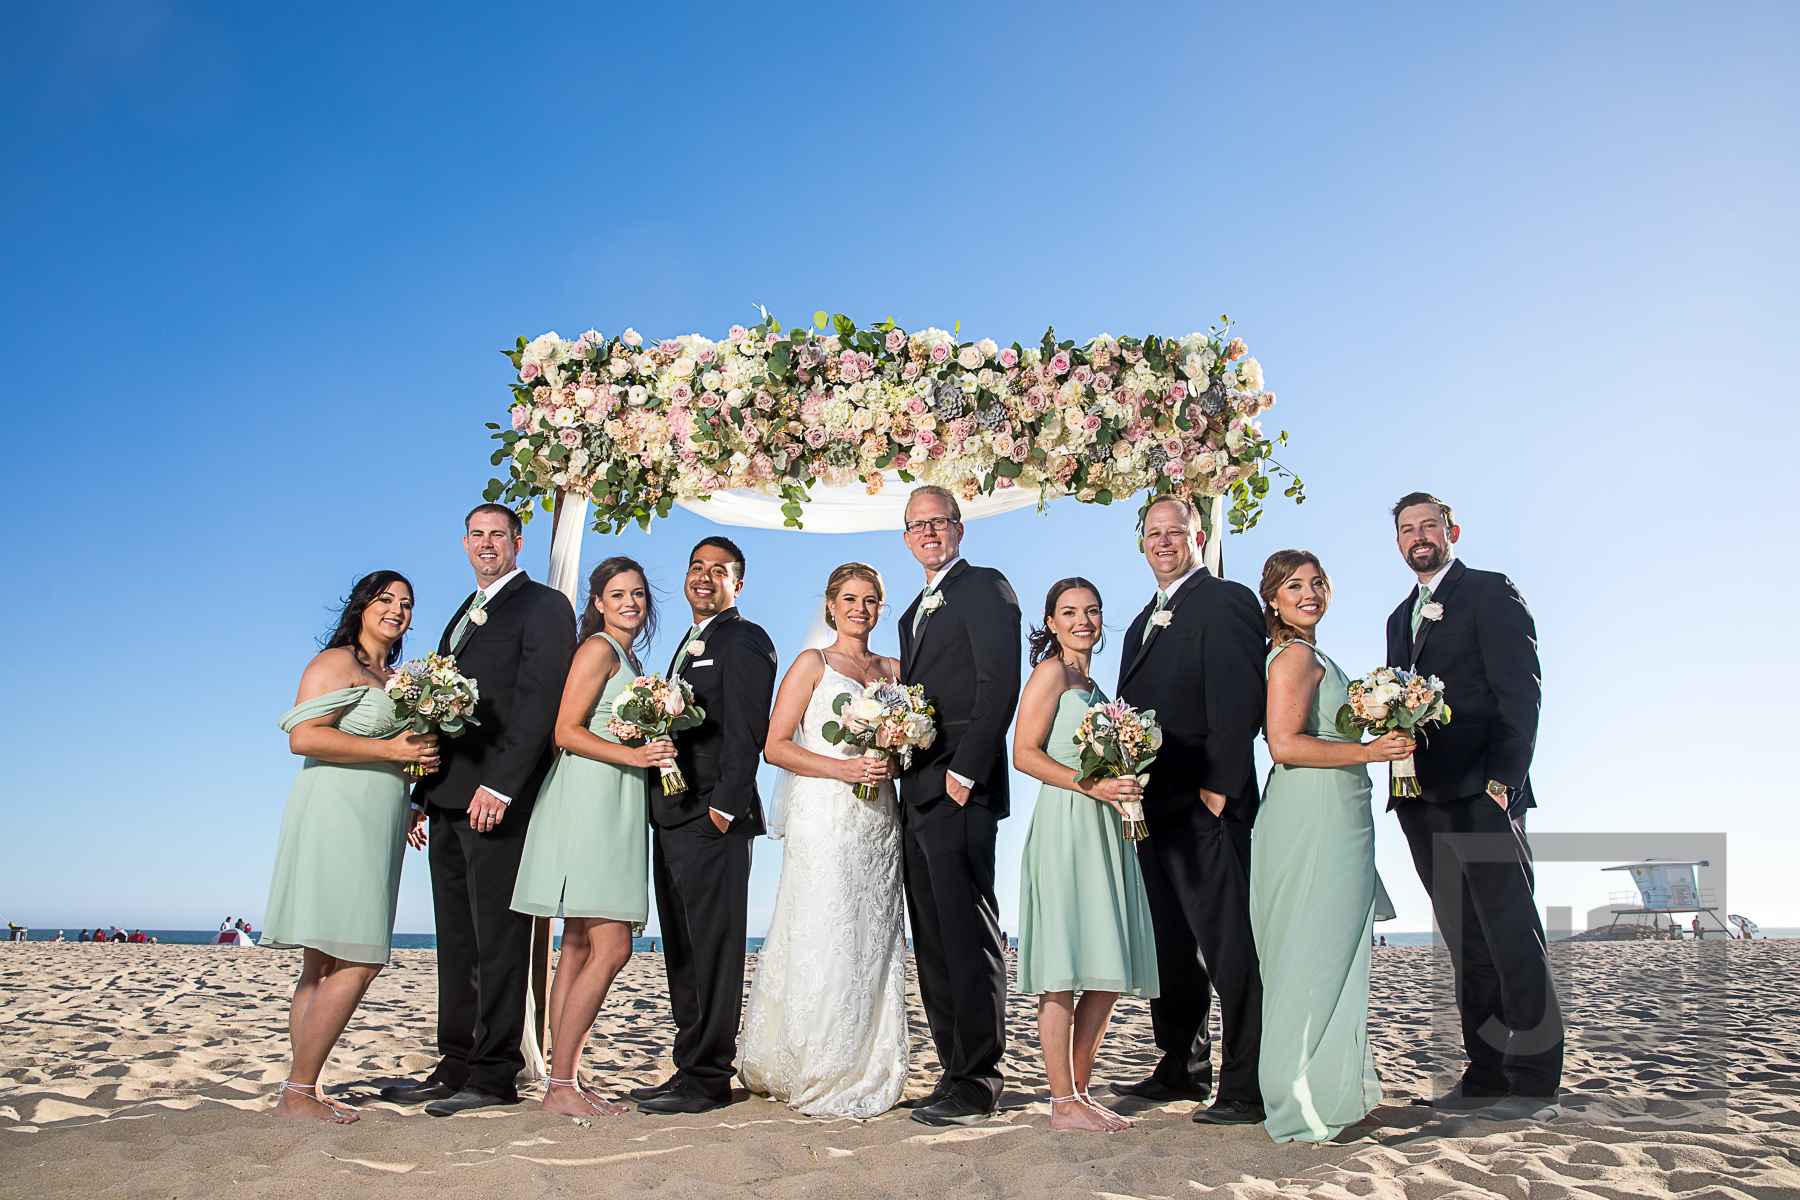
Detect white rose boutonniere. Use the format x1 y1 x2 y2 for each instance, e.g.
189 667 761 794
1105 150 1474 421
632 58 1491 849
1149 611 1173 630
685 639 706 658
919 592 946 615
467 608 488 626
1419 601 1444 622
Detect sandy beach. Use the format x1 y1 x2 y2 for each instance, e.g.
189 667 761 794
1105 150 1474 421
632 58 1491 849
1 939 1794 1199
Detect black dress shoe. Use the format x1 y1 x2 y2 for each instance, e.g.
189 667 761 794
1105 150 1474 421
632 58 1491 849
424 1088 520 1117
636 1083 729 1114
1111 1078 1210 1103
910 1094 997 1127
379 1080 459 1104
897 1082 951 1110
627 1078 679 1102
1191 1099 1266 1125
1410 1083 1505 1113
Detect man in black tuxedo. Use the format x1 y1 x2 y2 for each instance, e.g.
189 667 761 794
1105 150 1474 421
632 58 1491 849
894 485 1021 1127
1385 492 1561 1123
633 536 776 1115
382 504 576 1116
1113 494 1268 1126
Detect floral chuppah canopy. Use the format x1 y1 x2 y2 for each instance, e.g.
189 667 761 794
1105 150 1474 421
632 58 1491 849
482 311 1303 589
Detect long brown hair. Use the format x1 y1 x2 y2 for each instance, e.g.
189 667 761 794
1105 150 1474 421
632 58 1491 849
823 562 885 629
579 556 657 651
1029 577 1103 665
1258 550 1328 647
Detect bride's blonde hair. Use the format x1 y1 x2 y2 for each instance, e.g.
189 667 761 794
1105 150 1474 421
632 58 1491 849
824 562 885 629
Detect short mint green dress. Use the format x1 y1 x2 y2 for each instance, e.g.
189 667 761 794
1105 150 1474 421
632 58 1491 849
511 633 649 922
262 687 411 964
1017 686 1159 997
1250 642 1384 1142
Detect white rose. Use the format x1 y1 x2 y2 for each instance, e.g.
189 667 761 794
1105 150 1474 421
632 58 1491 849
702 370 723 391
1225 426 1246 451
956 344 984 370
627 385 648 406
672 357 696 379
1239 358 1264 392
608 358 632 378
574 387 595 405
526 332 566 367
976 338 998 360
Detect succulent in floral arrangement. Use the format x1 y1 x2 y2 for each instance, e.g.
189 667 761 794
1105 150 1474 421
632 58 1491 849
933 380 968 419
974 403 1006 432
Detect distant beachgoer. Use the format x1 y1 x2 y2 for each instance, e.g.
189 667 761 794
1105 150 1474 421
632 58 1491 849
78 929 90 943
52 931 64 942
1379 936 1387 947
263 570 435 1124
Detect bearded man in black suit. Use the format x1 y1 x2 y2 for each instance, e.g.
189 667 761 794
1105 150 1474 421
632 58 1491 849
382 503 576 1116
895 485 1022 1127
1112 494 1269 1126
1386 492 1561 1123
632 535 777 1115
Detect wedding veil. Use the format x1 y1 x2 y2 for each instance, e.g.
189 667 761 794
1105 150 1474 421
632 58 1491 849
763 595 835 840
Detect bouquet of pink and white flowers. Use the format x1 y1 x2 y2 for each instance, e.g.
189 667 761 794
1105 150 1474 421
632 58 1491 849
1072 699 1162 841
607 674 706 794
820 679 938 802
1335 666 1451 797
385 653 481 778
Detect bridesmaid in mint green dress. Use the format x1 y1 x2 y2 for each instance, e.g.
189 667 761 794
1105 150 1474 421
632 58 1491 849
1014 578 1159 1133
1251 551 1415 1142
510 556 675 1118
263 571 439 1123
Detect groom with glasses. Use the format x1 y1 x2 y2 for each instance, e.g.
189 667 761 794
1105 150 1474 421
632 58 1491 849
896 485 1022 1127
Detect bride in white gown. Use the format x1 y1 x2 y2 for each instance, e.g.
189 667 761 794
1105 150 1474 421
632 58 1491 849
739 563 911 1118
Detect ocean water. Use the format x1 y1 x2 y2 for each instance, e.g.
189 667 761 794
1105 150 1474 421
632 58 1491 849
15 929 1795 949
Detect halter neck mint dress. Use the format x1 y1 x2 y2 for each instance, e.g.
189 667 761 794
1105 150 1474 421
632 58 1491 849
1249 641 1384 1142
1016 685 1159 998
511 632 649 922
261 686 412 964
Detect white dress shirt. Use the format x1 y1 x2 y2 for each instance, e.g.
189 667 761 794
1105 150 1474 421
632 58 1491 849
1157 563 1204 606
677 611 737 826
917 558 974 792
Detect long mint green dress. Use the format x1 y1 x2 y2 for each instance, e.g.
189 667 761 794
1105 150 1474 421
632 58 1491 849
511 633 649 922
1017 686 1159 997
262 686 411 964
1250 641 1384 1142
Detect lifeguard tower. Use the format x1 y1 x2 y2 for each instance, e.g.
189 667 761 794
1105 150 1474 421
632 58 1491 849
1601 859 1732 938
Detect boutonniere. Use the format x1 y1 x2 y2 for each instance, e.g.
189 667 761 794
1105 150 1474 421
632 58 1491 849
467 608 488 626
1149 611 1173 630
685 639 706 658
1419 601 1443 623
919 592 946 615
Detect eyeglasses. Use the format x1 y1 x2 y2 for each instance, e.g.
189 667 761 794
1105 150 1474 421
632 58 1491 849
903 517 958 534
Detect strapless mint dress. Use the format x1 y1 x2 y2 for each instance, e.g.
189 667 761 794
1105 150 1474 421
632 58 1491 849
261 686 412 964
1016 686 1159 997
511 633 650 922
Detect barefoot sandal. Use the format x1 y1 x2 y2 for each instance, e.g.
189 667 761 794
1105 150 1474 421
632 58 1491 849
1077 1089 1131 1127
547 1075 622 1117
280 1080 358 1116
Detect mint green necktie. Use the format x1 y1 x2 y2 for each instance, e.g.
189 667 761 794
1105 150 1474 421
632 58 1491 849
1410 585 1433 638
670 624 700 675
450 590 488 651
1153 591 1169 614
912 586 937 635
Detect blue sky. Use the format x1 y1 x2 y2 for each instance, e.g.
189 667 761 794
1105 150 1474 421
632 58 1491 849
2 2 1795 938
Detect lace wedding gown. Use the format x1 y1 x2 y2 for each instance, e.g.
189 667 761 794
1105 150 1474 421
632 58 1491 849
738 663 910 1117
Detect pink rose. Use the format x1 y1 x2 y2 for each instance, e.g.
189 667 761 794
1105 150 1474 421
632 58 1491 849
1164 459 1185 478
755 391 773 410
510 406 531 431
621 328 643 347
914 428 938 448
1083 415 1102 432
519 360 541 382
996 475 1016 489
839 361 860 383
670 381 694 403
700 390 721 407
1071 364 1094 386
906 396 927 415
1164 436 1184 457
559 428 581 447
929 342 951 364
892 451 910 469
805 425 829 448
1049 351 1072 375
1169 380 1188 401
662 690 684 717
902 361 921 380
997 347 1018 368
885 329 906 352
728 324 748 343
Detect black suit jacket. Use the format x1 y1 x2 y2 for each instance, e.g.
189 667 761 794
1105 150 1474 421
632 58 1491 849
1116 568 1266 822
1384 558 1540 810
414 572 577 816
656 607 776 836
896 560 1022 817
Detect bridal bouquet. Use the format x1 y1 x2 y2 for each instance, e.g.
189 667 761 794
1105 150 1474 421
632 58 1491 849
385 653 481 778
1072 700 1161 840
820 680 937 802
1335 666 1451 797
607 674 705 794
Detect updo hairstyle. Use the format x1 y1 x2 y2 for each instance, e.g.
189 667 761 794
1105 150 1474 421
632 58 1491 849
824 562 885 629
1028 576 1103 666
1258 549 1329 647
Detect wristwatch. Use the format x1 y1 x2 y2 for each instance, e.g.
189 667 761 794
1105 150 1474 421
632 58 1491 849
1486 780 1510 801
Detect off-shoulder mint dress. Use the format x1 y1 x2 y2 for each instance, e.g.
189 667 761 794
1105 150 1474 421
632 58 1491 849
1249 641 1384 1142
261 686 411 964
511 632 649 922
1016 686 1159 997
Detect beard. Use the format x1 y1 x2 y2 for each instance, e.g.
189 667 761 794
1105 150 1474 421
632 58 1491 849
1407 540 1448 574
